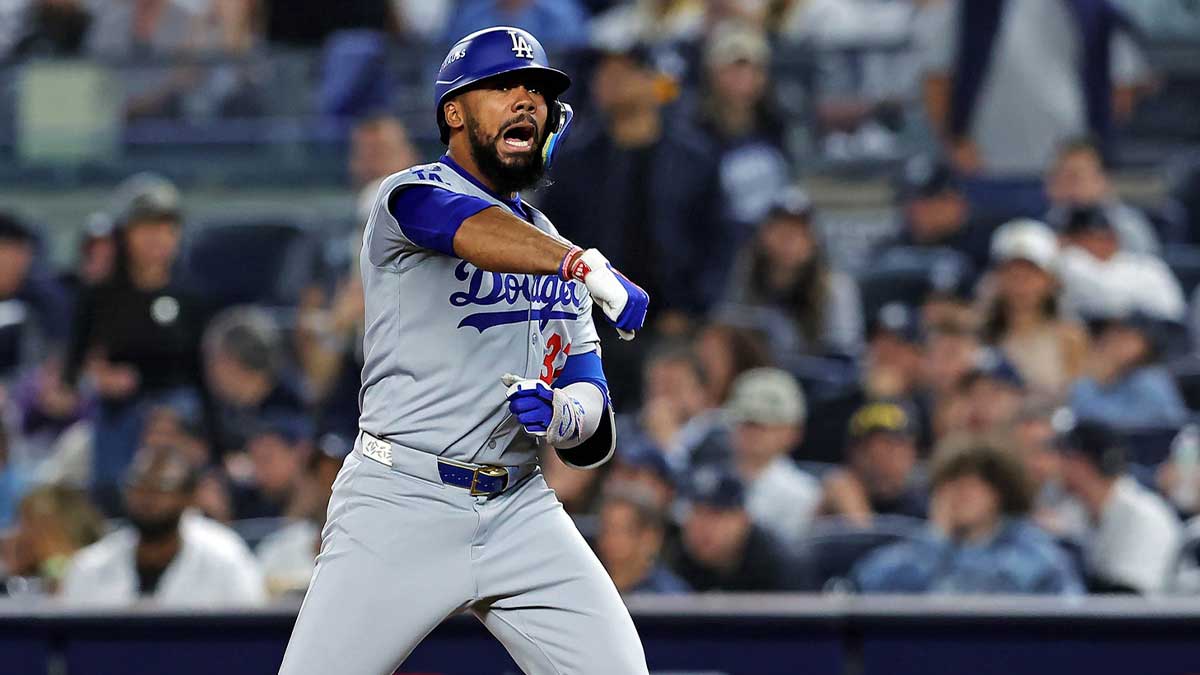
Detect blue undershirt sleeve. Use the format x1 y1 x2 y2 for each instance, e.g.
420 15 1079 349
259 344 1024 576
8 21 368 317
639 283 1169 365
554 351 610 408
387 185 495 257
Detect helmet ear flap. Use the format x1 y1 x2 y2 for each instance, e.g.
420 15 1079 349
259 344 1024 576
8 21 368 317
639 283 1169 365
541 101 573 171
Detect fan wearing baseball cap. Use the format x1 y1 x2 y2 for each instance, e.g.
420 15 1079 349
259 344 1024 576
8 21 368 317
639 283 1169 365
982 218 1088 398
819 401 928 526
724 368 821 548
675 464 801 592
1069 311 1188 430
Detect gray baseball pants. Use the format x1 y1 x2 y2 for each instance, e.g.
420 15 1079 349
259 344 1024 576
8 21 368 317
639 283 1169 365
277 438 648 675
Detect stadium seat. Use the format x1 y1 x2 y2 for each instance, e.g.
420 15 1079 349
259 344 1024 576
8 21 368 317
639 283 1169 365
792 514 925 591
781 353 860 404
960 176 1048 224
181 218 323 309
1118 425 1183 467
230 517 291 550
857 246 974 320
1164 243 1200 300
1170 151 1200 242
794 461 838 479
1170 357 1200 410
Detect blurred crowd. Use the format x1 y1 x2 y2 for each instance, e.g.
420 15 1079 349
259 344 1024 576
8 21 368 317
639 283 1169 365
1 0 1200 608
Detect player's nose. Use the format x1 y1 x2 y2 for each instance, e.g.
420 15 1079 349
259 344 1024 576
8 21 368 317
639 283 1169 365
510 86 537 113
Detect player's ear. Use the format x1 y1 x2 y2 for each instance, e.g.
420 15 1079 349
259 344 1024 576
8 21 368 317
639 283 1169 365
443 99 465 133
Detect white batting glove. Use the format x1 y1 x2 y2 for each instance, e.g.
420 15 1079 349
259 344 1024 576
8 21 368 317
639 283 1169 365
559 247 649 340
501 373 584 446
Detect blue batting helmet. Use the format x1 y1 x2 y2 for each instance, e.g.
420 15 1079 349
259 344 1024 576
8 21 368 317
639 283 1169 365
434 27 573 164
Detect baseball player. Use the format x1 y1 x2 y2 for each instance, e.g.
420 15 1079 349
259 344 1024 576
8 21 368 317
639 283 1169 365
277 27 651 675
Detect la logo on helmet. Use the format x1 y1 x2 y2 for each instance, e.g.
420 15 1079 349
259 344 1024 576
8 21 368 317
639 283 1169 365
508 31 535 59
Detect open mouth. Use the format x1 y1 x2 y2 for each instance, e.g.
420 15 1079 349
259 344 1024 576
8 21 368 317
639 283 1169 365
501 122 536 150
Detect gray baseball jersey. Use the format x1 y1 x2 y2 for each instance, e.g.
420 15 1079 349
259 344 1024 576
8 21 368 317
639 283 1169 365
357 159 599 466
278 157 648 675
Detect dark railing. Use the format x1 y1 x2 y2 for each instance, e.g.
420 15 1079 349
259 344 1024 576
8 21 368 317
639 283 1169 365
2 595 1199 675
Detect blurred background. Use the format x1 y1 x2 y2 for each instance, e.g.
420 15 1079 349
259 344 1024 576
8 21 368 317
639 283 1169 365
1 0 1200 674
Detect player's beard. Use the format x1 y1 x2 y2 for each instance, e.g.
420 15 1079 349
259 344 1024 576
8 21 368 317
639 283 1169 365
466 114 549 195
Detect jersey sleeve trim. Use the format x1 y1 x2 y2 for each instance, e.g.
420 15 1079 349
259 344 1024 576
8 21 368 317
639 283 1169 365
553 350 609 407
387 184 495 257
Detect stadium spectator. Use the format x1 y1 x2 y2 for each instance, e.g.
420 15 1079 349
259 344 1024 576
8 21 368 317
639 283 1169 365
922 314 982 404
819 401 928 525
1069 312 1188 430
860 304 926 406
256 440 344 597
694 22 790 234
348 113 419 195
64 174 208 504
798 302 930 464
203 306 305 456
952 351 1028 440
2 485 104 595
692 322 772 407
0 212 71 384
183 0 269 118
982 219 1087 398
608 440 677 511
59 213 117 297
82 0 212 119
919 260 978 332
877 155 991 272
7 0 91 58
1173 514 1200 593
597 481 690 594
619 344 713 473
228 416 314 520
674 464 799 591
918 0 1148 175
442 0 589 52
852 444 1083 594
61 444 266 606
1014 402 1089 540
725 368 821 547
1056 418 1181 593
722 187 864 357
1055 205 1185 321
540 41 730 324
1045 137 1160 255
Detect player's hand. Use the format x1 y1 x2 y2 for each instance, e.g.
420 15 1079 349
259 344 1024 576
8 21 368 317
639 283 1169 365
560 247 648 340
501 373 585 446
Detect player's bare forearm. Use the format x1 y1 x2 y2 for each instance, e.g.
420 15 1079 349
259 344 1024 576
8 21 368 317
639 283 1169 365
452 206 572 275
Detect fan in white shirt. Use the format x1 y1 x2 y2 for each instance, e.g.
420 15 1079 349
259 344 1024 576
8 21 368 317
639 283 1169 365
1058 418 1182 594
256 447 346 597
61 445 266 607
1054 205 1185 321
725 368 821 548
